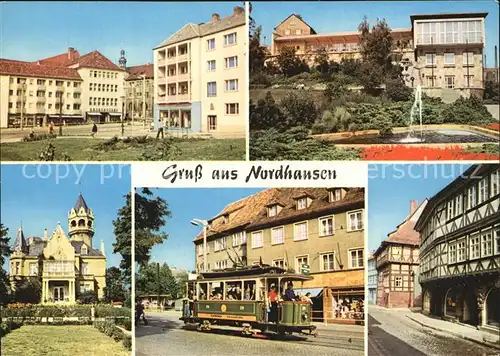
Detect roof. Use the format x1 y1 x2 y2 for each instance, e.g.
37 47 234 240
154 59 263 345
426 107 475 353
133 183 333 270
274 28 412 42
126 63 154 80
155 9 245 49
12 227 28 252
410 12 488 23
71 240 104 256
37 48 81 67
0 59 82 80
73 193 90 213
70 50 124 71
274 14 316 34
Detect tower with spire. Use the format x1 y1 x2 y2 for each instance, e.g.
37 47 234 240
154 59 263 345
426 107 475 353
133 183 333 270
68 193 95 247
118 49 127 69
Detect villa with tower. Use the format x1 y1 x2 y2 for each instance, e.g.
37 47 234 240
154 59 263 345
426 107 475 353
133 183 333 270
9 193 106 303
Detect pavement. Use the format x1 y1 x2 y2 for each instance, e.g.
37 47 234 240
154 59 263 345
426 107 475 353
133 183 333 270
135 310 364 356
368 305 499 356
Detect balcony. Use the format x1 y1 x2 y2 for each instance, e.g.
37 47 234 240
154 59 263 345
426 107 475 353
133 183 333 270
177 73 189 82
177 93 190 101
167 56 176 64
73 97 81 104
36 96 46 103
177 53 189 62
73 86 82 93
157 76 166 85
157 58 166 67
43 261 75 277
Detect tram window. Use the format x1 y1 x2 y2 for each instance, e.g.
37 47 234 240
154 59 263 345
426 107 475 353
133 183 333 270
243 281 256 300
209 282 223 300
226 281 243 300
198 283 208 300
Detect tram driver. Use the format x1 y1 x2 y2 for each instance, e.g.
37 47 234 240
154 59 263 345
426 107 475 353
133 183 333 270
283 282 298 301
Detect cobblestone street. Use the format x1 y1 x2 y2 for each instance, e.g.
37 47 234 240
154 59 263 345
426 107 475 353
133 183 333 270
135 311 364 356
368 307 499 356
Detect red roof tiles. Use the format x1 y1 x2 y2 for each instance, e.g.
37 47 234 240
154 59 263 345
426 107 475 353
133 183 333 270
38 48 81 67
126 63 154 80
71 50 124 71
0 59 82 80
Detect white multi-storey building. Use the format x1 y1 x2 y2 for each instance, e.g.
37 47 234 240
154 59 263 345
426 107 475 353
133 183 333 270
153 6 246 135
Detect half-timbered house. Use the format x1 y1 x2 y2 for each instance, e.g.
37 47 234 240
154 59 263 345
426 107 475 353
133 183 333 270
416 164 500 331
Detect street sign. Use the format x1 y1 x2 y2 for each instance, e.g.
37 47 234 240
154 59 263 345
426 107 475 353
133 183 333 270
301 263 310 275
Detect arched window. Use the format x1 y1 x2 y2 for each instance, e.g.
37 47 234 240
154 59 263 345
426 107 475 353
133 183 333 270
78 219 85 226
71 220 77 227
88 220 93 227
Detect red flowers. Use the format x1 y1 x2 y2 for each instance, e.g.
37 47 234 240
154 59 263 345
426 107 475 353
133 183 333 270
485 123 500 131
360 145 499 161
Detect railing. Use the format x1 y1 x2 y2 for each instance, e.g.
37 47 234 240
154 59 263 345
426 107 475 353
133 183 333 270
177 53 189 62
36 97 46 103
167 56 176 64
177 73 189 82
157 58 166 66
43 261 75 277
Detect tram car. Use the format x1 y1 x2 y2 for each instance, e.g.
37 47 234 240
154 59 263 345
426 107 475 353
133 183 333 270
181 265 318 337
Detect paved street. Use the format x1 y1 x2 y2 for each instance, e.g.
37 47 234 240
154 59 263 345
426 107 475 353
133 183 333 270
136 310 364 356
368 307 499 356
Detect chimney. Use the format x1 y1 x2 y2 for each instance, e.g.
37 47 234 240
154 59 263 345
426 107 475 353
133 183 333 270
410 200 418 215
44 228 48 241
212 13 220 23
233 6 244 16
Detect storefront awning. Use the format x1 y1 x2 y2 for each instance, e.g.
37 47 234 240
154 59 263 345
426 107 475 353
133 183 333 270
295 288 323 298
109 113 122 116
87 112 102 116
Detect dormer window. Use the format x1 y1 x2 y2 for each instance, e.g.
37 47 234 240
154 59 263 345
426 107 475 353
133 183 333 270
223 214 229 224
269 205 277 217
81 245 88 255
297 197 307 210
329 189 343 202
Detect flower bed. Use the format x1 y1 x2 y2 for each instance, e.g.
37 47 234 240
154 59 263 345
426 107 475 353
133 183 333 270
361 145 500 160
485 123 500 131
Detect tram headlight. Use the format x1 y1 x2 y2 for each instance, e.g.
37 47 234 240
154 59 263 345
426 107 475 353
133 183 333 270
301 313 308 321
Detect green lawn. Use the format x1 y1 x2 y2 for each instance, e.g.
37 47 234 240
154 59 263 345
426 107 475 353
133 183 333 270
1 325 130 356
0 137 246 161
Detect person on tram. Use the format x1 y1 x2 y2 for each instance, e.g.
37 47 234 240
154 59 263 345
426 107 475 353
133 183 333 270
301 292 313 304
284 282 298 301
268 284 279 323
235 286 242 300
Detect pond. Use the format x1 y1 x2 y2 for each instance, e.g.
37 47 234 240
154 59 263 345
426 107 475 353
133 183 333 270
332 129 499 145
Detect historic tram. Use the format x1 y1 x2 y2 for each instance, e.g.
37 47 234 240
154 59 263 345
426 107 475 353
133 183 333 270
181 265 317 337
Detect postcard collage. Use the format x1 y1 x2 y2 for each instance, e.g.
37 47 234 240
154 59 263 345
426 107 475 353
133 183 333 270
0 1 499 356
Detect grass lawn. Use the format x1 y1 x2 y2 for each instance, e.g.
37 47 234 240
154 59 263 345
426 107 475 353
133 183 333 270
1 325 130 356
0 137 246 161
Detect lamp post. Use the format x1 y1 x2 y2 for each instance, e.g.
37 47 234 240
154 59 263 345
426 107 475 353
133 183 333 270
191 218 208 273
20 82 26 130
120 95 125 136
141 74 146 129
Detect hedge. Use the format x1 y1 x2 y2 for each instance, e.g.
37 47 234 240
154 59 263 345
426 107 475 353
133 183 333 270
0 320 22 338
94 321 131 351
1 305 131 318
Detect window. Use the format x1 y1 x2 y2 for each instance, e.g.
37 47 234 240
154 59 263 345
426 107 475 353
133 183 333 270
479 178 488 203
207 38 215 50
463 52 474 66
455 194 462 216
81 245 88 255
447 200 454 219
208 115 217 131
273 259 286 269
321 253 335 271
232 232 245 247
350 249 364 268
225 56 238 68
225 103 239 115
272 226 284 245
470 234 480 259
224 32 237 46
464 75 474 87
207 60 216 71
467 185 476 209
491 170 499 197
426 76 436 87
319 216 334 236
444 76 455 89
297 198 307 210
252 231 263 248
81 262 89 275
425 53 436 66
395 276 403 288
481 231 493 257
207 82 217 97
295 255 309 272
225 79 238 91
295 29 302 35
496 229 500 254
240 231 247 245
348 210 363 231
444 52 455 65
448 242 457 263
29 263 38 276
294 222 308 241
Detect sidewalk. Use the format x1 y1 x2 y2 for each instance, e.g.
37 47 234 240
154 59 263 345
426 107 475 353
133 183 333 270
406 312 500 350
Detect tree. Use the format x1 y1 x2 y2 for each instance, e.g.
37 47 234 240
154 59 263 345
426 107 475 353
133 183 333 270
133 188 171 267
135 262 180 299
112 193 133 285
280 92 319 128
104 267 127 303
484 80 500 102
13 278 40 303
0 224 11 304
249 25 267 74
324 76 349 103
276 46 309 77
360 61 384 93
385 77 412 102
77 290 98 304
358 16 393 71
249 92 285 131
314 47 330 76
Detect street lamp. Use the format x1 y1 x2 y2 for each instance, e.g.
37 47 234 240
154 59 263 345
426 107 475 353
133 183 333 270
120 95 125 136
190 218 208 273
140 74 146 129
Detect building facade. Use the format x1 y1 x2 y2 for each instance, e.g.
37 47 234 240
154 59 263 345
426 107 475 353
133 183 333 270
193 188 365 324
9 193 106 303
416 164 500 331
124 62 154 125
367 252 377 304
0 48 126 128
374 200 427 308
153 6 246 135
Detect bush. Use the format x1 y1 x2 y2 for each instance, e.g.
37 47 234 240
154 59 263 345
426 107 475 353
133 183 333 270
441 95 493 125
250 72 271 87
1 304 131 319
0 320 22 337
94 321 129 347
22 133 56 142
77 290 98 304
139 136 181 161
123 336 132 350
385 78 412 102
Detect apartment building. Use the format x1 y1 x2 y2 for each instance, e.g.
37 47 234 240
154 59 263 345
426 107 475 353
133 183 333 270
153 6 246 135
374 200 427 308
416 164 500 331
193 187 365 324
411 13 488 99
9 193 106 303
124 63 154 124
0 48 126 128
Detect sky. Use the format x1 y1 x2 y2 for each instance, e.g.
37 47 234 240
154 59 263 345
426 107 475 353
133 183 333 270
147 188 264 272
367 163 472 253
252 1 500 67
1 164 131 270
0 1 242 66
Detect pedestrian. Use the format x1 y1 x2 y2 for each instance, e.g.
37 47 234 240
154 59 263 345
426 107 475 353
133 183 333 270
91 123 98 137
156 118 165 139
48 121 54 135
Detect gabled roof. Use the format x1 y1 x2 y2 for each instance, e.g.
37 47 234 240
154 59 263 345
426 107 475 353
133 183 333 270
274 14 316 34
13 227 28 252
0 59 82 80
70 50 124 71
37 48 81 67
71 240 104 256
126 63 154 80
155 23 200 49
74 193 90 213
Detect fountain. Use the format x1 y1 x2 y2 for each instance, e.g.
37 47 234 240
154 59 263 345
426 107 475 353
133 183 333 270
400 85 424 143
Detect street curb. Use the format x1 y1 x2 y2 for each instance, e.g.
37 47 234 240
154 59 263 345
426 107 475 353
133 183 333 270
405 315 500 350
